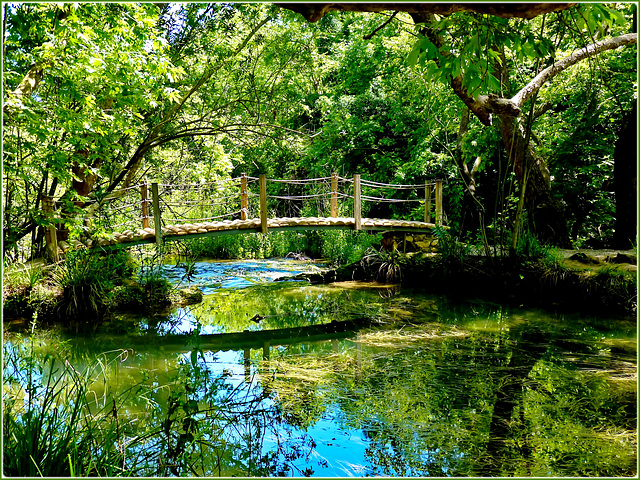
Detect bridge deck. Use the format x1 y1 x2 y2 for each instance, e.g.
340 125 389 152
60 216 440 252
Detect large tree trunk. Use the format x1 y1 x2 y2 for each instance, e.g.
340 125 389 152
613 100 637 249
497 114 571 247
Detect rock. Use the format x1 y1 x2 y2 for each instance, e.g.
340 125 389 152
607 253 637 265
569 252 599 264
176 287 203 305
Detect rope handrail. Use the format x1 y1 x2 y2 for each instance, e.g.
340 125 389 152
268 176 332 184
43 174 444 259
361 195 423 203
159 177 242 189
160 193 241 206
267 193 330 200
360 179 437 189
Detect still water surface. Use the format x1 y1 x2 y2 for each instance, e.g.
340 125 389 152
8 259 638 476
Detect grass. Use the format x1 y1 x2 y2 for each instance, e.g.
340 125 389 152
360 247 405 283
179 229 381 266
3 340 144 476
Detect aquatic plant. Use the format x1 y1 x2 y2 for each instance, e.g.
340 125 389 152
3 328 319 477
3 340 143 476
434 228 470 272
361 247 405 283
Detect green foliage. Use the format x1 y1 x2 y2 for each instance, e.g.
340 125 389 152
589 264 637 312
515 230 552 260
50 250 137 321
319 230 382 266
3 3 636 258
435 228 470 270
3 341 140 476
361 247 406 283
136 252 174 310
178 229 380 266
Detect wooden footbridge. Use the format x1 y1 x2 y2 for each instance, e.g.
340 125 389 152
43 173 444 261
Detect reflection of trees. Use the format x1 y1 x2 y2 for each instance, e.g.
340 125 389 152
187 283 384 332
266 313 635 477
477 325 550 476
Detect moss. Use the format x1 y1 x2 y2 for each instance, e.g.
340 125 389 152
175 286 203 306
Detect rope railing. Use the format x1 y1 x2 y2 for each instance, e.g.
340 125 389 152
41 172 444 258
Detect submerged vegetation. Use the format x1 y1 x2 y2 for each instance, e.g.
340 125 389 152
2 334 318 477
6 292 634 477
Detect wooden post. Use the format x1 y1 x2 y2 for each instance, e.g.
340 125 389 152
424 183 432 224
240 172 248 220
435 179 443 227
141 181 150 229
259 174 268 234
262 341 270 361
151 182 163 244
42 195 59 263
354 174 361 231
330 172 338 217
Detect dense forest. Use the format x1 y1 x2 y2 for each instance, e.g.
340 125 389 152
3 2 637 263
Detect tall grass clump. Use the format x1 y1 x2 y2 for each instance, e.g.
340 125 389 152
2 340 147 476
51 249 137 321
360 247 405 283
320 230 381 266
589 264 637 312
434 228 470 273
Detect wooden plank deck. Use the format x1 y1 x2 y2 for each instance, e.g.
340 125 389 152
58 216 441 253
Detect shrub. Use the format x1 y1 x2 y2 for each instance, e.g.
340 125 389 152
50 250 137 322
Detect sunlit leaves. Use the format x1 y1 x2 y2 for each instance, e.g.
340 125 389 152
407 11 562 97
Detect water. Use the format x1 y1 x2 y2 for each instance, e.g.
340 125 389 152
4 259 637 477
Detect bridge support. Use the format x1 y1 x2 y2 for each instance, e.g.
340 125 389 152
425 183 432 224
435 179 443 227
259 174 268 234
151 182 163 245
41 195 59 263
240 173 248 220
141 181 150 229
330 172 338 217
354 174 361 230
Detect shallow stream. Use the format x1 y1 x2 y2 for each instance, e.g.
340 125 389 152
5 259 637 476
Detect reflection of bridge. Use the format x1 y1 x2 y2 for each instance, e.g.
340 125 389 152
137 317 374 360
43 173 444 260
75 318 373 373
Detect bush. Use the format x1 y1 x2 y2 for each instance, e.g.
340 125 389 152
178 229 380 265
50 250 137 322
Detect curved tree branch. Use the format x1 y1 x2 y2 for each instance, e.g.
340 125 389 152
278 3 577 23
511 32 638 108
467 32 637 125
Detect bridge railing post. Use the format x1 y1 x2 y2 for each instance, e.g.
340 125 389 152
240 172 248 220
141 180 150 229
151 182 163 244
424 182 432 224
41 195 59 263
259 174 268 234
330 172 338 218
435 179 443 227
354 174 361 231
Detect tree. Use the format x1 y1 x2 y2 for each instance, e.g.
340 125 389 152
280 3 637 247
3 3 300 257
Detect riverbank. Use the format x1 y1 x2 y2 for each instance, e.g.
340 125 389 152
3 243 637 330
289 248 637 317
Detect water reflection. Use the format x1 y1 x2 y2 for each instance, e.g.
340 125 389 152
4 259 637 477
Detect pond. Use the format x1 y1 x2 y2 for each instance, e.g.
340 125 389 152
4 259 637 477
